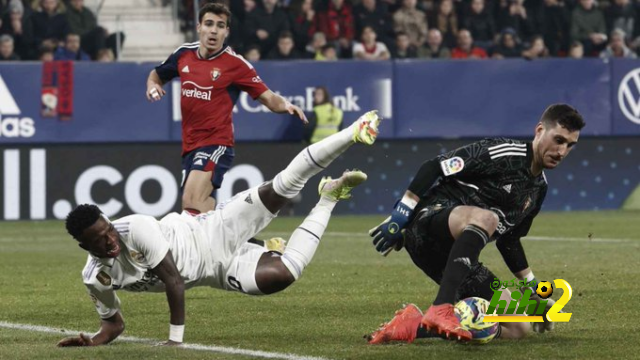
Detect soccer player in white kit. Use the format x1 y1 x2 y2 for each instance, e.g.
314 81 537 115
57 110 382 347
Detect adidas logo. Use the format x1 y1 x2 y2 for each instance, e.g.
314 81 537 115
502 184 512 193
0 74 35 138
454 257 471 268
194 159 203 166
182 65 190 73
244 194 253 204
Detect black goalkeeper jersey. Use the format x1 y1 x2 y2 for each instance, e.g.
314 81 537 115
418 138 548 242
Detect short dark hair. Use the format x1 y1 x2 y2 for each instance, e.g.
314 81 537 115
199 2 232 26
540 104 585 132
279 31 294 40
66 204 101 240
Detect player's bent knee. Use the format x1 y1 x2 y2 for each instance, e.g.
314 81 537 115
255 254 295 295
470 209 499 234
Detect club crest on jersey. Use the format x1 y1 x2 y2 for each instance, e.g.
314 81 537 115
211 68 221 81
523 196 532 212
440 157 465 176
129 250 145 263
96 271 112 286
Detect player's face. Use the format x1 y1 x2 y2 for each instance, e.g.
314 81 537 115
78 217 121 258
534 122 579 169
197 13 229 55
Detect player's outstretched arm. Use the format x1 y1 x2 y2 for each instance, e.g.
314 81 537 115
146 69 167 102
57 312 125 347
258 90 308 124
151 250 185 345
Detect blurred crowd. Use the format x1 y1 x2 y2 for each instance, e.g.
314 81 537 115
181 0 640 61
0 0 122 62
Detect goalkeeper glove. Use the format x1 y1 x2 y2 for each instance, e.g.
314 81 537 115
369 199 414 256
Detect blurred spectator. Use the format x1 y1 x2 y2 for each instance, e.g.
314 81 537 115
571 0 607 56
268 30 303 59
54 32 89 60
96 48 114 62
600 28 637 58
244 44 262 62
304 86 343 144
37 42 53 60
320 43 338 60
289 0 315 53
32 0 70 49
66 0 102 58
522 35 549 59
533 0 570 56
451 28 488 58
418 28 451 58
0 0 35 59
393 0 428 47
353 0 395 47
0 34 20 60
497 0 534 40
430 0 458 48
353 25 390 60
491 27 521 58
604 0 635 37
392 31 418 58
244 0 291 56
306 31 327 59
311 0 354 57
463 0 496 50
568 40 584 58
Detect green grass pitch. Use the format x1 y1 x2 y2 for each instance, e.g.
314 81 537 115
1 211 639 360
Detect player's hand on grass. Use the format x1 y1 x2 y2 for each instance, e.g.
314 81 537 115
285 102 308 124
369 200 413 256
146 84 166 102
531 296 557 333
57 333 94 347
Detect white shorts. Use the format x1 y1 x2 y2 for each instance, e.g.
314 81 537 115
196 186 277 294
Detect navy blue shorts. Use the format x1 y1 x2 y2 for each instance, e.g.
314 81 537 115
181 145 235 195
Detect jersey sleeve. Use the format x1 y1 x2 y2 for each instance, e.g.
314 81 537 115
232 66 269 100
127 216 170 269
155 52 181 83
83 259 121 319
436 138 527 178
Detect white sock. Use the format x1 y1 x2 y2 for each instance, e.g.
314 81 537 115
281 198 336 280
273 126 354 198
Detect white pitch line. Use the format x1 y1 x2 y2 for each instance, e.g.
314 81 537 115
261 232 639 244
0 321 332 360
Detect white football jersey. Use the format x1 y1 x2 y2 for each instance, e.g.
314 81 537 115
82 213 222 319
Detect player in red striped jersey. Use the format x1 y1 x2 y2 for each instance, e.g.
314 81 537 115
145 3 307 215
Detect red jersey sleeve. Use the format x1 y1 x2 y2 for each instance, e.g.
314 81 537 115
232 67 269 100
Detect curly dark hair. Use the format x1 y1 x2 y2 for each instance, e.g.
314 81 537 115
540 104 586 132
65 204 102 240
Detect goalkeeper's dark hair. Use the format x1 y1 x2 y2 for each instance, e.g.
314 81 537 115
66 204 102 240
540 104 585 132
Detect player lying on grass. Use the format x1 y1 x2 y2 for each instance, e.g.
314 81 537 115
369 104 585 341
57 110 382 347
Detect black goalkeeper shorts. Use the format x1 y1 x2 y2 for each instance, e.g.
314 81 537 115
404 202 498 302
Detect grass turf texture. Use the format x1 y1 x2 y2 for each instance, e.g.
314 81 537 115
1 211 639 360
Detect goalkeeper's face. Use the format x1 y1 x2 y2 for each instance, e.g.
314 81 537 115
78 217 121 258
534 122 580 170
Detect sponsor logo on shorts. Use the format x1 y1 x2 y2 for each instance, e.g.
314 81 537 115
440 157 465 176
96 271 112 286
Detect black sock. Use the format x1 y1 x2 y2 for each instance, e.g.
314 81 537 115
433 224 489 305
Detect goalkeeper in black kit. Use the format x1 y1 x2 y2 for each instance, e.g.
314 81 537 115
367 104 585 343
